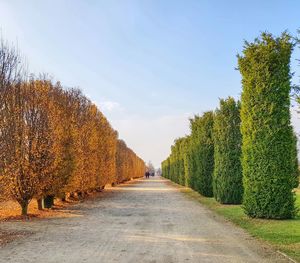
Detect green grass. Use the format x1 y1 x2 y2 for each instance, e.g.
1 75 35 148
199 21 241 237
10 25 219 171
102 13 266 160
181 187 300 262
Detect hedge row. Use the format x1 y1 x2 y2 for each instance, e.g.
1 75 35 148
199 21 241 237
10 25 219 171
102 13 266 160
0 38 146 215
238 32 297 218
162 99 241 202
162 32 299 219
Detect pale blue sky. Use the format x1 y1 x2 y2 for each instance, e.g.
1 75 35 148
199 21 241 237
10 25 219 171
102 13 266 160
0 0 299 167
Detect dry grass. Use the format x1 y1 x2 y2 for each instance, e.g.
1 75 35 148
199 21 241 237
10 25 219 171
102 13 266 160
0 196 88 245
0 197 86 222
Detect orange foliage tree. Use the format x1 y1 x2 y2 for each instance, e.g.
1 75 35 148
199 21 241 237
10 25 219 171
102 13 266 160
0 38 146 215
116 140 146 183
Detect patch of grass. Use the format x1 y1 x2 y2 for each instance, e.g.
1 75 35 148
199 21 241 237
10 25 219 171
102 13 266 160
181 187 300 262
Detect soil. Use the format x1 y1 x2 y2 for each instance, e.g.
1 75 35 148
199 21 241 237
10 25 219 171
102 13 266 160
0 177 291 263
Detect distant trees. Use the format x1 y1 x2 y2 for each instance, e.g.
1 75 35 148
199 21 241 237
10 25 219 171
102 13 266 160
146 161 155 175
166 141 179 183
0 38 146 215
161 158 170 181
191 112 214 197
116 140 145 183
162 32 298 219
162 112 214 197
182 136 192 187
62 90 119 196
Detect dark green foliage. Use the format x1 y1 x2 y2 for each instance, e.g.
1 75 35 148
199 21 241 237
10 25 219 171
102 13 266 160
161 112 214 197
178 138 186 186
185 136 197 190
238 32 296 219
162 31 298 220
162 138 187 186
292 133 299 189
213 97 243 204
161 158 170 179
183 136 192 187
190 111 214 197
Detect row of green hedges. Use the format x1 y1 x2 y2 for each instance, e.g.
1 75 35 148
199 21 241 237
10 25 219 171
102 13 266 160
162 98 242 202
162 32 299 219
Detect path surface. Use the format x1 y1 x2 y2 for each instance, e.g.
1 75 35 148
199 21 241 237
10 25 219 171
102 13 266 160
0 177 289 263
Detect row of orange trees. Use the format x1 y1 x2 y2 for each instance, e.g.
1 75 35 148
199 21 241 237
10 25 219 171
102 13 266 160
162 32 299 219
0 39 146 215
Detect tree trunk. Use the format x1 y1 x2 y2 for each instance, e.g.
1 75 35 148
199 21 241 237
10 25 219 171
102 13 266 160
44 195 54 208
56 192 66 202
21 201 29 216
37 198 44 210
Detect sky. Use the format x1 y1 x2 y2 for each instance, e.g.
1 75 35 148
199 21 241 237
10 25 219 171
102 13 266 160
0 0 299 167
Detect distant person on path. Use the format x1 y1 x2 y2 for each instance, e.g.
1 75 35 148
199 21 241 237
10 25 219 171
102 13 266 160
145 171 150 179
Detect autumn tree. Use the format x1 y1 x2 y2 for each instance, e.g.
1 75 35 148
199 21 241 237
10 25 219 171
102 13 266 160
0 37 145 215
0 39 23 201
116 140 145 183
26 78 56 210
0 77 55 215
46 82 75 201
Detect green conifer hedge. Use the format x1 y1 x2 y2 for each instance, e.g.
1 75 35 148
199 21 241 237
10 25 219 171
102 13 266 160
238 32 296 218
190 112 214 197
213 97 243 204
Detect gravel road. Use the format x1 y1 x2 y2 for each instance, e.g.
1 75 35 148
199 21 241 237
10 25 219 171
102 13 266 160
0 177 290 263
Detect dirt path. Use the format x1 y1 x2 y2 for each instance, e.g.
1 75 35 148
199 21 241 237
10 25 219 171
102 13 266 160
0 177 290 263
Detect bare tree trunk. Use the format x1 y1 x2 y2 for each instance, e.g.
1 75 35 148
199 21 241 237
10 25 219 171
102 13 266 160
44 195 54 208
21 201 29 216
37 198 44 210
61 193 66 202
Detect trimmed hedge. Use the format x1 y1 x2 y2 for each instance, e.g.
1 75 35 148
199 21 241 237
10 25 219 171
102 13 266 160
161 111 215 198
162 138 187 186
190 112 214 197
292 133 300 189
183 136 192 187
238 32 296 219
162 31 298 220
213 97 243 204
162 112 215 196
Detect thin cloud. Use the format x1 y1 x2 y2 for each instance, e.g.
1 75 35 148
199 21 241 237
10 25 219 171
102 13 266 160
98 100 123 112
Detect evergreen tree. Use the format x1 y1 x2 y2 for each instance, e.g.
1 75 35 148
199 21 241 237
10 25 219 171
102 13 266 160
190 112 214 197
213 97 243 204
238 32 296 218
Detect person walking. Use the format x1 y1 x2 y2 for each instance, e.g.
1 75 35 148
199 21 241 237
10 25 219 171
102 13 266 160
145 171 150 179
